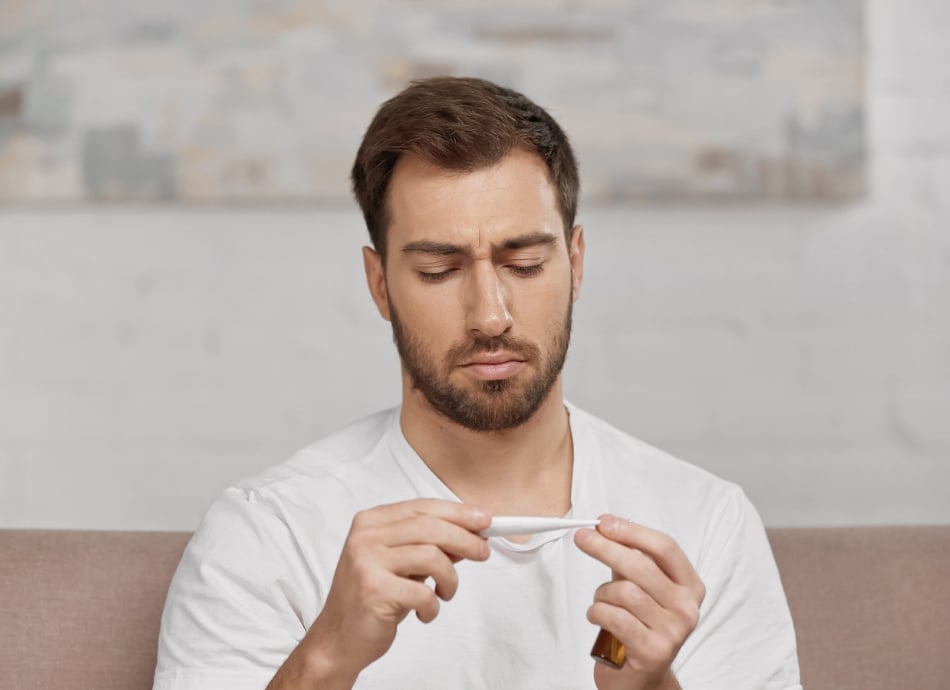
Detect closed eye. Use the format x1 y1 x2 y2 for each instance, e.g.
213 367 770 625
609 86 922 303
418 269 456 282
509 263 545 277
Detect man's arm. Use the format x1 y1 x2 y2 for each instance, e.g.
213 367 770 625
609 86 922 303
266 499 491 689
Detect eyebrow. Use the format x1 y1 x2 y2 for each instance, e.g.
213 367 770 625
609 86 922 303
498 232 559 252
401 232 559 257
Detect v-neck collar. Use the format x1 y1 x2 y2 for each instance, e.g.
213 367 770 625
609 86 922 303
385 402 599 552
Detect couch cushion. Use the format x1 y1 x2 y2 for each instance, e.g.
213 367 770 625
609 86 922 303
769 526 950 690
3 526 949 690
0 529 191 690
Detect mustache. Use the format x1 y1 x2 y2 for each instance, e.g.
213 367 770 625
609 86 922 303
446 334 540 365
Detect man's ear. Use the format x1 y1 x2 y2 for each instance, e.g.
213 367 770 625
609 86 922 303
569 225 585 302
362 246 391 321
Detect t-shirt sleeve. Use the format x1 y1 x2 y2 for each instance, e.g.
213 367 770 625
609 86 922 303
153 487 317 690
673 487 802 690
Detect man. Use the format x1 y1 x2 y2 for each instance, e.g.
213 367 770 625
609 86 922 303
154 77 800 690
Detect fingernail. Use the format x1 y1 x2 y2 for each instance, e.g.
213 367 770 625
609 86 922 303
472 508 490 523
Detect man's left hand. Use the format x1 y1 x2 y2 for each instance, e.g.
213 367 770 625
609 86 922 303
574 516 705 690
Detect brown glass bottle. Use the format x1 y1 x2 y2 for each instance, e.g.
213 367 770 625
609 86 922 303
590 628 626 669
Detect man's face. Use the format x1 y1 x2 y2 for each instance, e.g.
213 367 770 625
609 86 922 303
364 147 584 432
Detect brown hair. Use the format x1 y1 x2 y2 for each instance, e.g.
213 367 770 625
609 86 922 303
350 76 579 258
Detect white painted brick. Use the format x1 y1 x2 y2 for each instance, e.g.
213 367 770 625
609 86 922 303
710 386 891 448
0 443 267 530
870 0 950 61
3 194 949 530
869 47 950 99
799 335 950 391
870 93 950 153
936 155 950 216
0 332 10 383
600 331 798 388
867 153 946 218
0 388 120 441
690 446 950 527
3 1 950 528
0 457 23 526
567 375 716 446
893 386 950 449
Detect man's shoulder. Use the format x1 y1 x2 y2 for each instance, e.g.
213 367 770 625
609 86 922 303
182 409 402 564
569 403 741 498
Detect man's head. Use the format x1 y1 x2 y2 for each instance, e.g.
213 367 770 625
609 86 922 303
351 76 579 259
353 77 584 432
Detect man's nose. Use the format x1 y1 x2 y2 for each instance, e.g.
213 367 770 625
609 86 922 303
465 262 513 338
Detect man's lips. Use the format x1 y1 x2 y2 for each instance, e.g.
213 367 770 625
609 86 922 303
459 353 526 381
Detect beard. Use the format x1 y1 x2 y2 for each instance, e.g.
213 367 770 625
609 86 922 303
388 295 573 433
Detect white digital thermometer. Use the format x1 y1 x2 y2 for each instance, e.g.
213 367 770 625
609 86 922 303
480 516 601 537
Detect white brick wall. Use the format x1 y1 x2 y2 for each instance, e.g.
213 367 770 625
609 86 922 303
1 0 948 529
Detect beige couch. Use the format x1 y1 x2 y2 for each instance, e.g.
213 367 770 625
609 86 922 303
1 526 948 689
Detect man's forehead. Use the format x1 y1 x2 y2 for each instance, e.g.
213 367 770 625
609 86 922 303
388 162 562 247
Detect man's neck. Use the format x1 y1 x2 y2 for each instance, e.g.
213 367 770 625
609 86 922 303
399 379 573 518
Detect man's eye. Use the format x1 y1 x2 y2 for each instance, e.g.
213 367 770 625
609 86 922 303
418 270 453 282
509 263 544 277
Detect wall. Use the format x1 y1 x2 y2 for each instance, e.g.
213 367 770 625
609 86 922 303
1 0 948 530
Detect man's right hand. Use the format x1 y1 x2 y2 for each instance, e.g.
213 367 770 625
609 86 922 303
267 499 492 690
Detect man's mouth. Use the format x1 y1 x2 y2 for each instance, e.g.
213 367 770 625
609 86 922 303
459 352 526 381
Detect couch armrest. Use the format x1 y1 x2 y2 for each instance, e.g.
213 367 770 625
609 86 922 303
768 525 950 690
0 529 191 690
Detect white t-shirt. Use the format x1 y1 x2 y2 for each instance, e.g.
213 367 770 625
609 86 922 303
154 404 801 690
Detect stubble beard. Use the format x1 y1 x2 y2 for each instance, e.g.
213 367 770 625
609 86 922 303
388 295 573 433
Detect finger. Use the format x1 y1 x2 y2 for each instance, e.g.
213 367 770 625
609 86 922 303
593 579 668 633
587 601 676 672
370 514 491 562
596 516 702 595
574 528 679 607
389 573 441 624
352 499 492 533
385 544 460 601
594 578 700 647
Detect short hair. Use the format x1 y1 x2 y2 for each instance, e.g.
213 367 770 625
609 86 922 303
350 76 579 258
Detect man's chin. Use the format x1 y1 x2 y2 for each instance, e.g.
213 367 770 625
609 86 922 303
465 375 521 396
430 386 550 432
